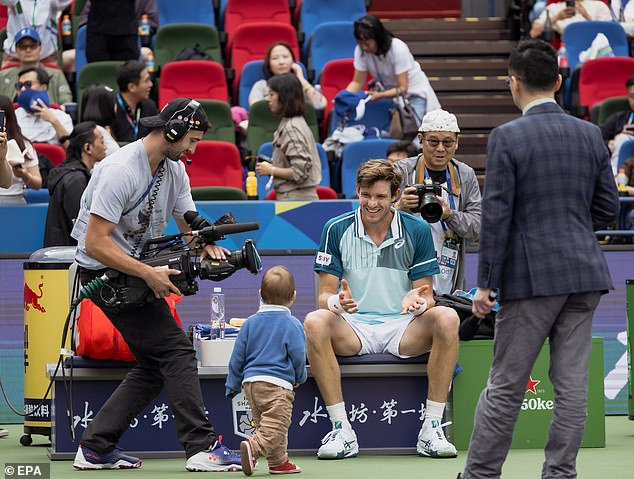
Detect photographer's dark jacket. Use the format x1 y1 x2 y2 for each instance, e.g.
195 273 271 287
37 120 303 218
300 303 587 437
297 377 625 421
44 158 92 247
395 156 481 293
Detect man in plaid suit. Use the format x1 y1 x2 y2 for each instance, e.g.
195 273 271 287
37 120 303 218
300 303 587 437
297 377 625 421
460 40 619 479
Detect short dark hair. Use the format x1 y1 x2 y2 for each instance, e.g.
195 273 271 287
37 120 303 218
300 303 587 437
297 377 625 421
353 15 393 56
17 66 49 86
267 73 305 118
386 140 419 158
61 121 99 163
626 75 634 89
80 84 117 127
262 42 296 80
357 159 402 196
508 40 558 92
116 60 146 92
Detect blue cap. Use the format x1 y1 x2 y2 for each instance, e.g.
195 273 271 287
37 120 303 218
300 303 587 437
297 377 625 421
14 27 41 45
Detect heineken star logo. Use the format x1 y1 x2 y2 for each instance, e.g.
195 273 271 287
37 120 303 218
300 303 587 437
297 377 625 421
526 376 540 394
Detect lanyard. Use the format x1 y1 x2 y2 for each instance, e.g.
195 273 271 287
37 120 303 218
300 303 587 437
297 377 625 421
628 112 634 125
122 162 163 216
117 93 140 139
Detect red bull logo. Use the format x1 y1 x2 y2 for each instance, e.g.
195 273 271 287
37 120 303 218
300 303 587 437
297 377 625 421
24 282 46 313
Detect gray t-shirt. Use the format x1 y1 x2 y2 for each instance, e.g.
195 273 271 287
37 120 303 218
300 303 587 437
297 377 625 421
71 140 195 269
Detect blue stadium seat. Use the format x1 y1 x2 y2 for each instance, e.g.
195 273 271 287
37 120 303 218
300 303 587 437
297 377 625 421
618 138 634 172
340 139 397 198
306 21 356 82
329 98 393 135
562 21 628 108
256 141 331 199
24 188 50 204
74 25 87 88
156 0 215 26
300 0 366 58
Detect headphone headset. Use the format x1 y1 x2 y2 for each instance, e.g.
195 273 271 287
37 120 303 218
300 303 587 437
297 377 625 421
163 99 202 143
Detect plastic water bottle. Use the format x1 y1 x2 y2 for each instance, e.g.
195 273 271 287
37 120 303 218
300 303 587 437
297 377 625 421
61 15 72 49
139 14 151 47
616 168 628 193
210 287 225 340
557 43 569 69
145 49 155 73
246 171 258 200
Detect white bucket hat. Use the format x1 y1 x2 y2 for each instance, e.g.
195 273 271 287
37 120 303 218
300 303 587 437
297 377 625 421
418 109 460 133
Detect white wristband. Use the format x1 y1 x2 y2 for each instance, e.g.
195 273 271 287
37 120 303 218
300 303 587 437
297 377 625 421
327 294 343 313
411 301 427 316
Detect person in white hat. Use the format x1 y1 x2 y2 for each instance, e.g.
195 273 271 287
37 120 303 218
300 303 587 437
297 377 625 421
395 109 481 296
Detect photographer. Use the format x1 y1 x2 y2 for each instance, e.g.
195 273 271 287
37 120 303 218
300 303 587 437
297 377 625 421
394 109 481 295
70 98 242 472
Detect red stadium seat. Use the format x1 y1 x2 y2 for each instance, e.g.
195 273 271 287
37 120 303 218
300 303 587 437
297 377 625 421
265 186 338 200
0 6 7 30
224 0 291 50
158 61 228 107
319 59 371 137
184 141 243 189
228 22 299 101
33 143 66 166
577 57 634 114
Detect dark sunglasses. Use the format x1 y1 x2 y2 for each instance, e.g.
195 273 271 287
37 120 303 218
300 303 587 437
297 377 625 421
15 80 35 91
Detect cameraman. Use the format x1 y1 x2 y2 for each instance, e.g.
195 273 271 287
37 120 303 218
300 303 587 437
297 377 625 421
69 98 242 472
394 109 481 295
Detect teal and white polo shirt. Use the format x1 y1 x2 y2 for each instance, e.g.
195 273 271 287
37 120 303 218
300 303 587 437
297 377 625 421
314 208 439 324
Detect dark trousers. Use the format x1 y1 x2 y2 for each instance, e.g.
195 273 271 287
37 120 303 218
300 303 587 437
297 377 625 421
86 31 140 63
462 292 601 479
79 271 216 458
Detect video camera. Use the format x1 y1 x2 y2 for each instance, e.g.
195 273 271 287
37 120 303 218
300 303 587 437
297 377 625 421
99 211 262 309
410 178 444 223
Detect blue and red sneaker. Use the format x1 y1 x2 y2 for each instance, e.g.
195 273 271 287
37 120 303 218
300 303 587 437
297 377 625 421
73 444 141 470
186 437 242 472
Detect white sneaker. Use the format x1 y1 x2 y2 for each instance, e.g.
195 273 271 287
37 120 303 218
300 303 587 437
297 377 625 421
416 420 458 458
317 423 358 459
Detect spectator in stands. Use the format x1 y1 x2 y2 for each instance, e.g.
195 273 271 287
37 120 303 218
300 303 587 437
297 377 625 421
620 155 634 231
226 266 306 475
62 0 158 72
601 75 634 174
112 60 158 143
14 67 72 145
0 0 72 68
529 0 612 39
80 84 120 156
254 73 321 200
346 15 441 125
386 140 419 162
70 97 241 472
249 42 327 110
0 28 72 105
0 130 11 189
44 122 107 247
0 95 41 204
304 159 459 460
395 109 481 295
83 0 155 63
461 39 618 479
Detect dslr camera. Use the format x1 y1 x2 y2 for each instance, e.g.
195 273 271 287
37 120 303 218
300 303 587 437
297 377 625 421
410 178 444 223
98 211 262 309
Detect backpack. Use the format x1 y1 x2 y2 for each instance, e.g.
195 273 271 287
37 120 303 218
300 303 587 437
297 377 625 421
174 44 212 62
434 293 495 341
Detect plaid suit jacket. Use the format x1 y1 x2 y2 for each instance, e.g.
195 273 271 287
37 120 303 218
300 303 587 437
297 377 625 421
478 102 619 301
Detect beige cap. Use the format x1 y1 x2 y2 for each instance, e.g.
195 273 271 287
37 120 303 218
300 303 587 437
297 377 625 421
418 109 460 133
